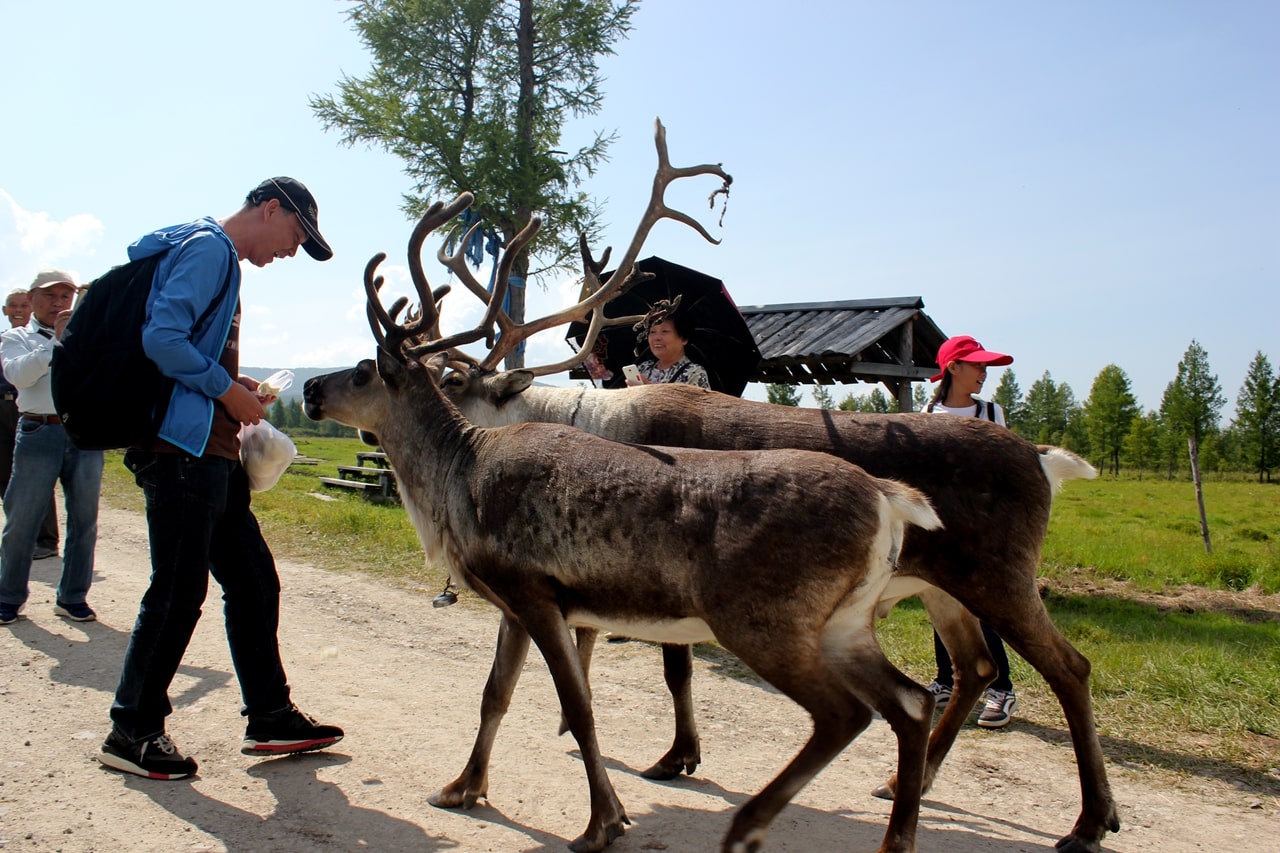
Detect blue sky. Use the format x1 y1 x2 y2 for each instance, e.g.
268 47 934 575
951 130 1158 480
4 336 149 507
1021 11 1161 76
2 1 1276 416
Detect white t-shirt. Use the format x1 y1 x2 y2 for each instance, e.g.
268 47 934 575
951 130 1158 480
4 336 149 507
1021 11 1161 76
927 398 1006 427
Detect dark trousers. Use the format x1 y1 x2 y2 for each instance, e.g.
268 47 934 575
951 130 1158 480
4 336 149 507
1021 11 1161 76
109 451 292 740
933 622 1014 693
0 399 58 551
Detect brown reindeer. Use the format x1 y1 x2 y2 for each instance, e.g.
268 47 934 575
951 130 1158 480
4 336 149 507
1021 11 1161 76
303 194 948 852
418 127 1118 852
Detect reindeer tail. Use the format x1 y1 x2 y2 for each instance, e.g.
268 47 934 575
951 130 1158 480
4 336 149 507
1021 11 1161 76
879 479 943 533
1038 446 1098 495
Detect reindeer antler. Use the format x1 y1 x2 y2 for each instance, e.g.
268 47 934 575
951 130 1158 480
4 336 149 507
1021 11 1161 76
422 118 731 376
366 193 477 360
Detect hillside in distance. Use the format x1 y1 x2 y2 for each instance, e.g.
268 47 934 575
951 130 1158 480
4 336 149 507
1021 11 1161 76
241 367 341 401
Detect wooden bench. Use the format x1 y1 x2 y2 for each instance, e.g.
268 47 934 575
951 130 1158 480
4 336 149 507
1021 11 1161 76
319 451 399 503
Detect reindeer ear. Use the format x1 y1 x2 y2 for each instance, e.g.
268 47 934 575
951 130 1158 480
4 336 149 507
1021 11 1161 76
423 352 449 382
375 347 405 388
358 429 380 447
491 369 535 402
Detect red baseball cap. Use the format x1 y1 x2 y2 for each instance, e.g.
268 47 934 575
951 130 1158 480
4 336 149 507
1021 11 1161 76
930 335 1013 382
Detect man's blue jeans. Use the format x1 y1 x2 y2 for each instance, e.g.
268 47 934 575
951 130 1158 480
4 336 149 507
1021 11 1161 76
0 420 103 607
109 451 292 740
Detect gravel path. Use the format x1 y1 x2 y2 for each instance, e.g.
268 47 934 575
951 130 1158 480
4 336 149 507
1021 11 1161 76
0 505 1274 852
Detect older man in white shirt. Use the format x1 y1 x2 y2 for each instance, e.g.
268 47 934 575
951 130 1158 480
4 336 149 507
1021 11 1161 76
0 269 104 625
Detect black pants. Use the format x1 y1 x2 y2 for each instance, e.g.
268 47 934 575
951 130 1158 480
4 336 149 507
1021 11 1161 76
933 622 1014 693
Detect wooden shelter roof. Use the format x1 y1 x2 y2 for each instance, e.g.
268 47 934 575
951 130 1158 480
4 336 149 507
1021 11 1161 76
738 297 947 390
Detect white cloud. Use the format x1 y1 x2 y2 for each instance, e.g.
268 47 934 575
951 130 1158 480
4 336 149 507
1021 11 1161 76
0 189 104 291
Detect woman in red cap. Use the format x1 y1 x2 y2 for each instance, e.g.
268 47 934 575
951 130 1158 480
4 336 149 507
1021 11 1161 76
925 334 1019 728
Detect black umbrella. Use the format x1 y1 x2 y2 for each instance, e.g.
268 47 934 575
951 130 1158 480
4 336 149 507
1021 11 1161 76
566 256 761 397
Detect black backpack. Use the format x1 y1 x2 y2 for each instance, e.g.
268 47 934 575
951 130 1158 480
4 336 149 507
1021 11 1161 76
51 251 231 451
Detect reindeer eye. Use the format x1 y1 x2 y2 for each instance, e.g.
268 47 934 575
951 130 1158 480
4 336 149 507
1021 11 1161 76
443 375 464 388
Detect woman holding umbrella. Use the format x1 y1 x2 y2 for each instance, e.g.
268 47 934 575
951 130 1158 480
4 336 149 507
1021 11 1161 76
624 297 711 389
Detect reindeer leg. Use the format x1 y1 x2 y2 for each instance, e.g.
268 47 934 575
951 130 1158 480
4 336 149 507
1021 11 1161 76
429 613 530 811
559 626 600 737
719 622 929 853
979 588 1120 853
872 590 995 801
642 643 701 779
829 620 932 853
521 609 629 853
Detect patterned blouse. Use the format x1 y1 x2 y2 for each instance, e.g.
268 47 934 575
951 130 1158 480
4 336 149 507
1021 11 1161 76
636 356 711 389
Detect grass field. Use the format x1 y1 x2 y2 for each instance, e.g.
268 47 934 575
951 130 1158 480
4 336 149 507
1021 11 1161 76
97 440 1280 801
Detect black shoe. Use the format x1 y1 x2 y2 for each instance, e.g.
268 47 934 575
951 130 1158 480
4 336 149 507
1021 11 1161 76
54 600 97 622
0 602 20 626
242 705 344 756
99 730 198 780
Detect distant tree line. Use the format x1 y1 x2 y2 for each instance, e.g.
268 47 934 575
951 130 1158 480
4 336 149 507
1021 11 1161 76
773 340 1280 482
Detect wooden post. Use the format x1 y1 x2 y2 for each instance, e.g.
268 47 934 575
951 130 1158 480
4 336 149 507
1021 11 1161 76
896 317 915 412
1188 435 1212 554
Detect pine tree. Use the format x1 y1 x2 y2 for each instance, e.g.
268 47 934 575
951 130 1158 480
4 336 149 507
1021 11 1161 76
867 388 893 413
1164 340 1226 449
1122 410 1159 478
810 384 835 410
991 370 1024 433
1082 365 1138 475
1232 351 1280 482
767 384 801 407
1163 340 1225 552
269 398 288 428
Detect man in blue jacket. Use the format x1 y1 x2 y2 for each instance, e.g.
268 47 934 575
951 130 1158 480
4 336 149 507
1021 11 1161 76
100 178 344 781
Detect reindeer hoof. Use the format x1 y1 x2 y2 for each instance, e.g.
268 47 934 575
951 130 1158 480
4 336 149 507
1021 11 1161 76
642 745 701 780
641 758 699 781
871 779 897 801
428 783 485 810
567 813 629 852
723 826 767 853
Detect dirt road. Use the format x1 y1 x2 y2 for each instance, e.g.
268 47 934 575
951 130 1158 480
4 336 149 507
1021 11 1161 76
0 505 1273 851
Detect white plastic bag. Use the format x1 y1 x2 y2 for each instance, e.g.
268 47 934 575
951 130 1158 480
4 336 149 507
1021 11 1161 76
256 369 294 398
239 419 297 492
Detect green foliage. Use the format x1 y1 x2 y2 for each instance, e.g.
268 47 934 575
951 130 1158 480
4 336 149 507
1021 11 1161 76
766 383 801 406
312 0 639 279
881 587 1280 779
836 386 896 413
809 383 835 410
1232 351 1280 482
1019 370 1080 446
991 370 1024 430
911 383 927 412
1122 410 1160 476
1040 477 1280 593
1162 339 1226 447
1083 364 1138 475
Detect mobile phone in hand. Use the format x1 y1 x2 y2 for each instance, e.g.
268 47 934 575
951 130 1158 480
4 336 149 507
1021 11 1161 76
622 364 641 383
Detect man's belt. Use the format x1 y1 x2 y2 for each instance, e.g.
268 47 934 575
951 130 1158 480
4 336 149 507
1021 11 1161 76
20 413 61 425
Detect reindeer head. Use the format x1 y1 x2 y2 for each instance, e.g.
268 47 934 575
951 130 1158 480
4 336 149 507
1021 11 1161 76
307 118 733 433
303 197 475 442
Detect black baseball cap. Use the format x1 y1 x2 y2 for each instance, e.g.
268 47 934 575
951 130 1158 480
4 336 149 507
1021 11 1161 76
247 177 334 261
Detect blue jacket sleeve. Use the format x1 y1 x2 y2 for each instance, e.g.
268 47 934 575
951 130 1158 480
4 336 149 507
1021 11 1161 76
141 233 235 401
